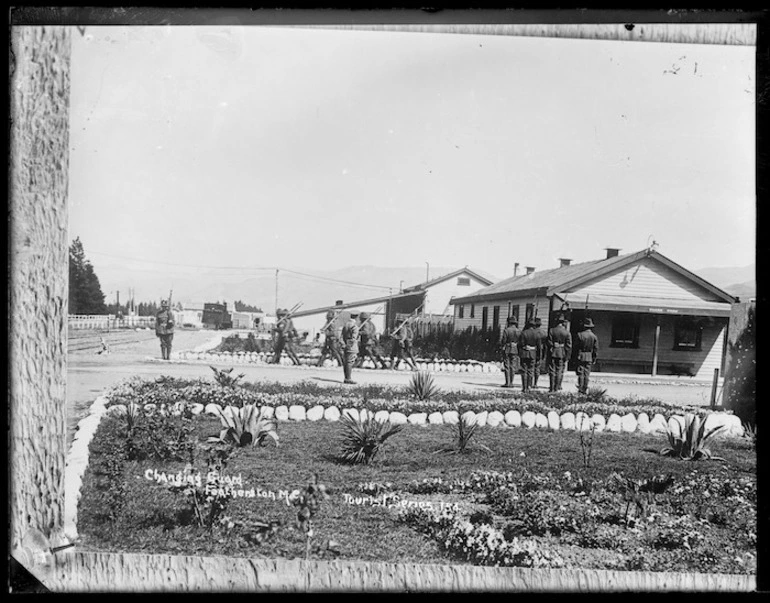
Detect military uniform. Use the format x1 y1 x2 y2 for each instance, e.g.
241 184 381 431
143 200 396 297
155 300 175 360
575 318 599 394
355 313 389 369
518 320 539 392
547 315 572 392
532 317 547 389
499 317 521 388
341 312 360 383
317 310 344 367
391 320 418 370
272 309 301 366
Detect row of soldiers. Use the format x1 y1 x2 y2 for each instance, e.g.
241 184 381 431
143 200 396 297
500 314 599 394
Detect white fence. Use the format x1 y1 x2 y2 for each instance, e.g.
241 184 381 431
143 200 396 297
68 315 156 330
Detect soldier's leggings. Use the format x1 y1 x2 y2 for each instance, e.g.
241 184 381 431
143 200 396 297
392 344 417 370
548 358 566 392
159 334 173 360
576 361 592 394
343 350 357 381
503 353 519 386
317 338 343 367
520 358 535 392
273 339 301 365
533 356 545 387
356 344 387 369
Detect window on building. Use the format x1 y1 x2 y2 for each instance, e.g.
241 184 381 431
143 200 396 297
470 304 475 319
458 305 464 319
507 304 519 323
481 306 489 331
493 305 500 328
457 277 471 286
673 317 703 351
610 314 640 348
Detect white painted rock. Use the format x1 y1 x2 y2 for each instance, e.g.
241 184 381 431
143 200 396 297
575 412 591 431
306 405 325 421
560 412 575 430
408 413 428 425
521 411 536 429
324 406 341 422
724 415 744 437
288 405 306 421
621 413 638 433
358 409 372 422
547 411 560 431
260 406 275 419
636 413 651 434
606 414 622 432
204 403 221 416
487 411 504 427
505 410 522 428
190 403 204 415
591 414 606 432
461 411 477 425
475 411 489 427
428 412 444 425
274 406 290 421
650 413 668 434
535 413 549 429
389 412 408 425
375 410 390 423
343 408 360 422
442 410 460 425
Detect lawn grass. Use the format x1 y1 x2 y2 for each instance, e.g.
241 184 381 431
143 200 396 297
77 413 756 571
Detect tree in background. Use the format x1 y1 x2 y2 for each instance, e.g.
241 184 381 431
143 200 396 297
724 304 755 426
68 238 106 315
136 301 160 317
234 300 262 313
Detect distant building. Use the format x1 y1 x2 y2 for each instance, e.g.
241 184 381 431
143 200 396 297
450 248 737 379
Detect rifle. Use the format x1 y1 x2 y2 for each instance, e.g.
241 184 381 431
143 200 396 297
388 302 424 337
166 289 174 329
359 305 384 329
276 302 303 326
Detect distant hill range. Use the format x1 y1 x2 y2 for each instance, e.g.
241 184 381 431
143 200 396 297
693 264 755 301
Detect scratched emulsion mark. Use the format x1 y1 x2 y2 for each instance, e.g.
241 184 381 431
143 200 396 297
196 27 243 62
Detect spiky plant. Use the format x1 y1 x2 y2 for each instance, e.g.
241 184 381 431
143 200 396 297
407 370 442 401
208 404 279 448
455 413 478 453
585 386 608 401
660 414 726 461
338 413 404 465
210 366 245 387
741 421 757 450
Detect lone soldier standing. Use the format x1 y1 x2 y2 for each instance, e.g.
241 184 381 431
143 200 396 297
155 299 175 360
317 310 344 367
532 317 547 389
547 314 572 392
355 312 389 369
499 316 521 388
575 317 599 394
272 308 301 366
341 311 360 384
518 317 540 392
390 317 418 371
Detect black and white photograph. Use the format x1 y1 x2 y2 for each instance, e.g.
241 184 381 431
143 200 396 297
9 9 761 593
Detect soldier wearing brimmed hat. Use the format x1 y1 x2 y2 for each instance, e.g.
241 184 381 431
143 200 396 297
500 315 521 388
575 317 599 394
317 309 344 367
355 312 389 370
390 316 418 371
532 317 547 389
547 314 572 392
341 311 360 384
155 298 175 360
272 308 301 366
518 316 540 392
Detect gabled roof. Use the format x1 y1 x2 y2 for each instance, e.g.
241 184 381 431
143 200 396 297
402 267 494 293
450 249 737 305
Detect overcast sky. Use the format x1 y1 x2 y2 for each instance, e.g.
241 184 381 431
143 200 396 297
67 25 755 287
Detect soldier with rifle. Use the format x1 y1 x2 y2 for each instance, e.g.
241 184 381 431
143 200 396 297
499 315 521 388
317 309 344 367
341 311 360 384
532 316 547 389
155 295 175 360
272 307 301 366
390 315 418 371
575 296 599 394
355 310 389 370
518 315 539 393
547 314 572 392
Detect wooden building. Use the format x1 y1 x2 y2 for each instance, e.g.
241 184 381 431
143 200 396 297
450 248 737 379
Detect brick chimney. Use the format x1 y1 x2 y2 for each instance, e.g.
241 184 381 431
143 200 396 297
604 248 621 259
559 258 572 268
526 266 535 275
335 300 344 306
513 262 519 277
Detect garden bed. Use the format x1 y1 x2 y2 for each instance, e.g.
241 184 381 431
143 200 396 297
75 405 756 574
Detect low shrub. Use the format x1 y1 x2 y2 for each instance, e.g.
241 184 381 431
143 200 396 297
338 414 404 465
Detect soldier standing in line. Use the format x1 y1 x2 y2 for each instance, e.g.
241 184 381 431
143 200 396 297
341 311 360 384
575 317 599 394
272 308 301 366
532 317 547 389
499 316 521 388
155 299 175 360
547 314 572 392
518 317 539 392
390 317 418 371
355 312 389 369
317 310 344 367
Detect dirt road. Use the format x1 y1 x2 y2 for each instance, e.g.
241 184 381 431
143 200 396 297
67 329 723 446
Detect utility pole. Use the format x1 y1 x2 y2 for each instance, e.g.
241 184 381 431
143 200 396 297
425 261 430 283
275 269 279 314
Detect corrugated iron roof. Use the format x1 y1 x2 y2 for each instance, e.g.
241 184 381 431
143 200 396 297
402 266 495 292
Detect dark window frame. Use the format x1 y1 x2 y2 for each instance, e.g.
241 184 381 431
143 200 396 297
610 313 641 349
492 305 500 329
673 317 703 352
481 306 489 331
457 277 471 286
458 305 464 319
470 304 475 319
